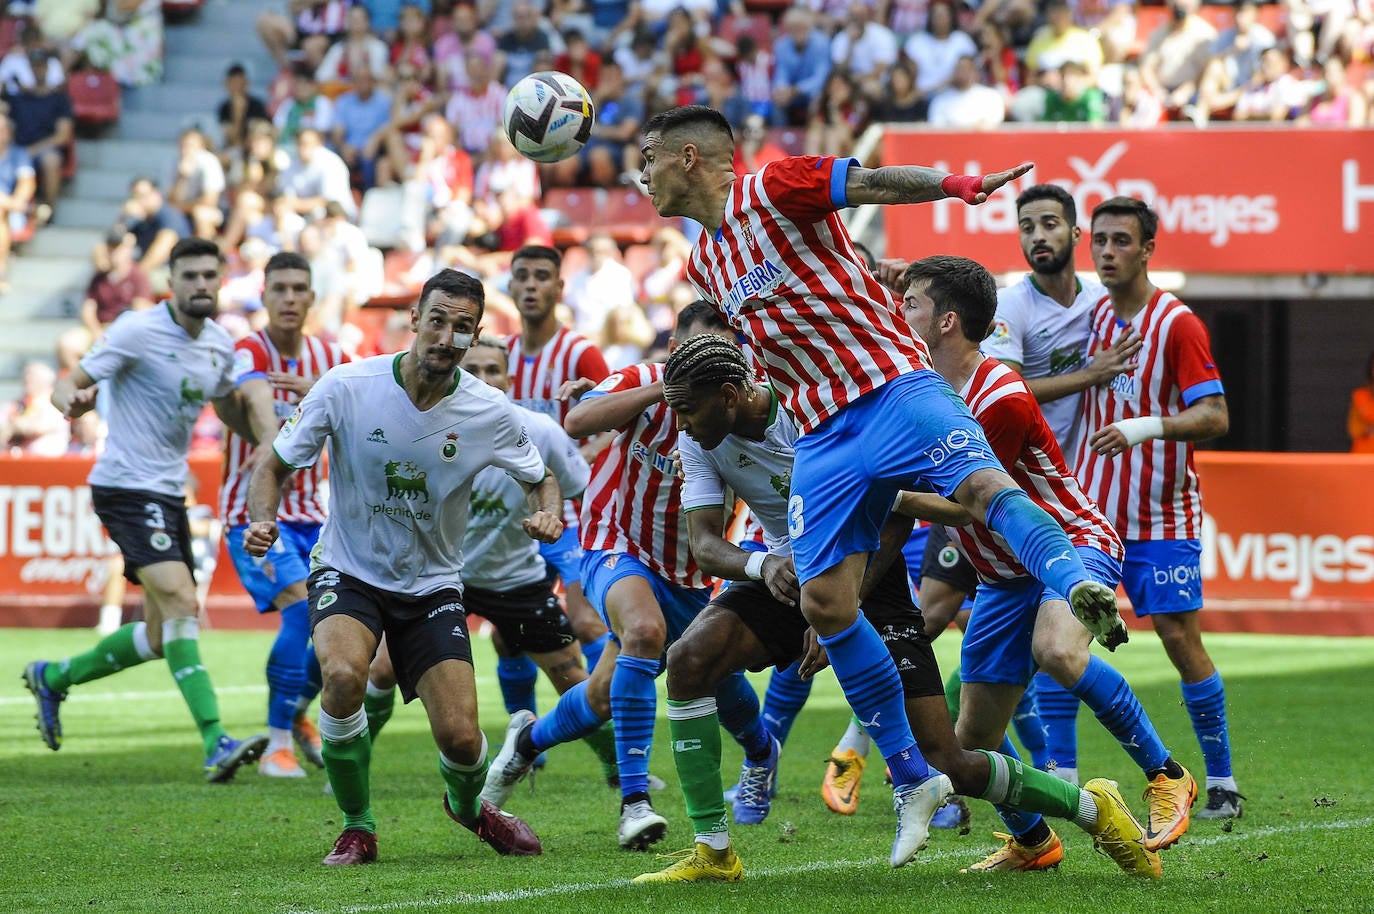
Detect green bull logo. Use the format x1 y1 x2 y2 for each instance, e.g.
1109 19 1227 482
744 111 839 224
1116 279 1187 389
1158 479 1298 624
470 489 509 520
385 460 430 502
769 471 791 500
179 378 204 410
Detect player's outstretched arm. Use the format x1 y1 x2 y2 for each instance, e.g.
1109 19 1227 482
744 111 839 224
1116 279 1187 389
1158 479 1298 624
564 380 666 438
846 162 1033 207
52 366 98 419
1089 394 1229 456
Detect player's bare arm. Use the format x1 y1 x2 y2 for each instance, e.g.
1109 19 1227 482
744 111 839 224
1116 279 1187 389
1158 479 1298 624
686 507 799 607
244 450 298 556
217 376 283 448
51 366 98 418
1089 394 1230 456
846 162 1033 207
519 471 565 544
564 380 665 439
892 490 974 526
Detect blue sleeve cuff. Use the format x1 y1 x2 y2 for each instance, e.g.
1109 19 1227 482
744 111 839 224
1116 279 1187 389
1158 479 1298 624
580 389 608 401
1181 379 1225 406
830 156 858 209
235 370 268 388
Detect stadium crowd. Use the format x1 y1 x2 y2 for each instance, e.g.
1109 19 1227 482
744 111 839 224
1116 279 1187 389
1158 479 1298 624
2 0 1373 457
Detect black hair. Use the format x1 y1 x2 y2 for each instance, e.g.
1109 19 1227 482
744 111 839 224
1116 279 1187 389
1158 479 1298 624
852 241 877 272
664 333 751 393
1091 196 1158 243
642 105 735 147
264 251 311 280
169 236 225 268
673 300 731 339
901 255 998 343
1016 183 1077 227
419 268 485 323
511 245 562 271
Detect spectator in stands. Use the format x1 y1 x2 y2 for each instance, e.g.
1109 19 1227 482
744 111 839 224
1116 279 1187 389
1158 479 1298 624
257 0 351 71
1233 45 1307 120
166 128 226 240
804 70 869 157
641 0 715 30
1115 61 1166 127
928 54 1006 128
1193 0 1277 123
732 111 787 174
1299 56 1367 124
772 6 832 126
217 62 271 169
0 114 35 294
1007 60 1059 121
222 189 305 254
831 0 899 100
67 408 105 456
361 0 432 42
216 236 272 339
885 0 931 40
6 45 71 225
613 26 660 97
316 4 390 88
59 229 153 371
1348 351 1374 453
279 127 357 220
1094 0 1139 68
662 6 709 104
474 130 540 205
71 0 163 87
904 0 977 97
734 34 774 121
444 177 551 278
499 1 560 89
376 62 438 187
332 64 393 188
446 53 506 158
273 65 336 147
300 199 374 333
1284 0 1358 68
968 0 1038 48
1025 0 1104 75
564 230 636 337
1139 0 1217 118
553 29 602 92
0 20 65 94
871 56 929 123
225 119 290 201
598 303 655 371
640 225 692 304
0 360 68 455
95 177 187 287
559 60 642 188
976 21 1023 102
433 1 496 92
388 2 433 88
418 115 475 249
697 57 750 131
1043 59 1107 123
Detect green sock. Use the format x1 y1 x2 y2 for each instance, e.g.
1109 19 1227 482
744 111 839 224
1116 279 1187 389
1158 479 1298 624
364 684 395 742
439 751 488 822
667 698 728 838
582 720 619 781
163 627 228 755
975 748 1080 820
45 623 152 691
944 665 962 725
323 730 377 833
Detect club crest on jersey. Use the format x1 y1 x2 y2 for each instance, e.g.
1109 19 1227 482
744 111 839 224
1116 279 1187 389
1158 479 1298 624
739 219 758 253
441 433 459 462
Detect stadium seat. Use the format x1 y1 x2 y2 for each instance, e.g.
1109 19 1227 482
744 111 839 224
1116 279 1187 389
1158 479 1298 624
598 188 657 245
717 14 776 52
559 244 589 280
742 0 789 13
544 187 595 247
366 248 426 307
768 127 806 156
162 0 205 11
0 17 19 57
67 70 122 127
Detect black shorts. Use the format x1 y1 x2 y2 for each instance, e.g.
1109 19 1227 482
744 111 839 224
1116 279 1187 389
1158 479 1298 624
711 553 944 698
92 486 195 584
920 524 978 595
465 580 578 656
307 568 474 703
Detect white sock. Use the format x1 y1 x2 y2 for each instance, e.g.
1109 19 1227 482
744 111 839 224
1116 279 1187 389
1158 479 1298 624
365 681 395 699
1073 789 1099 829
1207 776 1238 792
1051 766 1079 786
318 706 368 743
268 726 293 753
97 604 123 634
697 831 731 851
836 720 871 757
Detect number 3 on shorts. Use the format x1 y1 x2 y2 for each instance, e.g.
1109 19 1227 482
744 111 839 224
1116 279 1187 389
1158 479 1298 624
787 494 805 538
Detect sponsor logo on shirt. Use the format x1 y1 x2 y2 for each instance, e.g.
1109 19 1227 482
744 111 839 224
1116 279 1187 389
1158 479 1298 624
722 259 785 319
384 460 429 503
470 489 510 521
178 378 204 411
737 453 756 468
368 427 388 443
630 441 678 477
769 470 791 500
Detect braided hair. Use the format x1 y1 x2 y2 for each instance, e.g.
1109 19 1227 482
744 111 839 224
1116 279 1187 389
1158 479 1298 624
663 333 752 402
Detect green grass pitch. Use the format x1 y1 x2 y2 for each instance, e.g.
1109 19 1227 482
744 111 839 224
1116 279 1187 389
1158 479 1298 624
2 627 1372 914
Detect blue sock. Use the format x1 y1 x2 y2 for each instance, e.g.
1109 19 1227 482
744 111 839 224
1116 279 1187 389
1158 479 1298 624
985 488 1088 598
610 653 662 799
819 613 927 785
582 632 611 674
266 599 310 730
300 645 322 706
715 670 772 760
530 678 604 752
1070 656 1169 773
1011 681 1050 770
994 737 1046 838
760 659 813 746
1181 672 1232 778
1033 670 1080 772
497 654 539 715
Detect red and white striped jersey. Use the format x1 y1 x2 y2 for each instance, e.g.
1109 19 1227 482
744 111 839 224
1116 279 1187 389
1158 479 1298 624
950 357 1123 583
220 331 347 527
578 362 712 589
1075 290 1225 541
686 155 933 436
508 326 611 428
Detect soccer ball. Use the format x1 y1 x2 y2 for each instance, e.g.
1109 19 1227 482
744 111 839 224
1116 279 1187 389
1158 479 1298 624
503 72 595 164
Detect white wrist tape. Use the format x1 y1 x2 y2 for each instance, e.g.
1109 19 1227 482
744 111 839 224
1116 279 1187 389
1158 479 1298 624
744 551 768 581
1113 416 1165 447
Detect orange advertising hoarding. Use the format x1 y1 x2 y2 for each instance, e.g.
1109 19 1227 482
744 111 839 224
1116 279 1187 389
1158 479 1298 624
882 127 1374 275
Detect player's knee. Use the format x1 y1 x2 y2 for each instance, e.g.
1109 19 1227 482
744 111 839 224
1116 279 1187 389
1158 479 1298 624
435 722 484 764
954 709 1002 752
664 638 717 698
615 615 666 658
320 658 368 708
1032 640 1085 682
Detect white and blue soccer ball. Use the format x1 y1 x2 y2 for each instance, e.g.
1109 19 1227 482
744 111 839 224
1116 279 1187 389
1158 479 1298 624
503 71 596 164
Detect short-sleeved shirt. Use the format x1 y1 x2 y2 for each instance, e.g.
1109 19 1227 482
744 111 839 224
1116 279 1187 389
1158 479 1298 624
8 89 73 146
217 94 271 134
81 304 237 497
129 205 191 259
86 266 153 325
1075 290 1225 541
679 387 798 557
982 273 1107 463
272 354 547 596
463 407 590 591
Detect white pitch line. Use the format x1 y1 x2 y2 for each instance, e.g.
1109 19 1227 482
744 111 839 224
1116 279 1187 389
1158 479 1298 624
0 684 267 706
294 816 1374 914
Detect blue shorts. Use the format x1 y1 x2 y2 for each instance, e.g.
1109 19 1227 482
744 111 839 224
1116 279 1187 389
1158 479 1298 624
227 521 321 612
789 370 1003 584
539 522 585 586
580 549 711 649
1122 539 1203 616
962 546 1121 687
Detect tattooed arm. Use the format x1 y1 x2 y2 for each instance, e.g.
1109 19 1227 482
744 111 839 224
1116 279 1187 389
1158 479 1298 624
844 162 1033 206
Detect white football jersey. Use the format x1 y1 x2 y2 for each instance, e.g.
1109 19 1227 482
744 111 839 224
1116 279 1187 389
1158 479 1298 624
679 387 798 558
273 354 546 596
82 304 236 497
